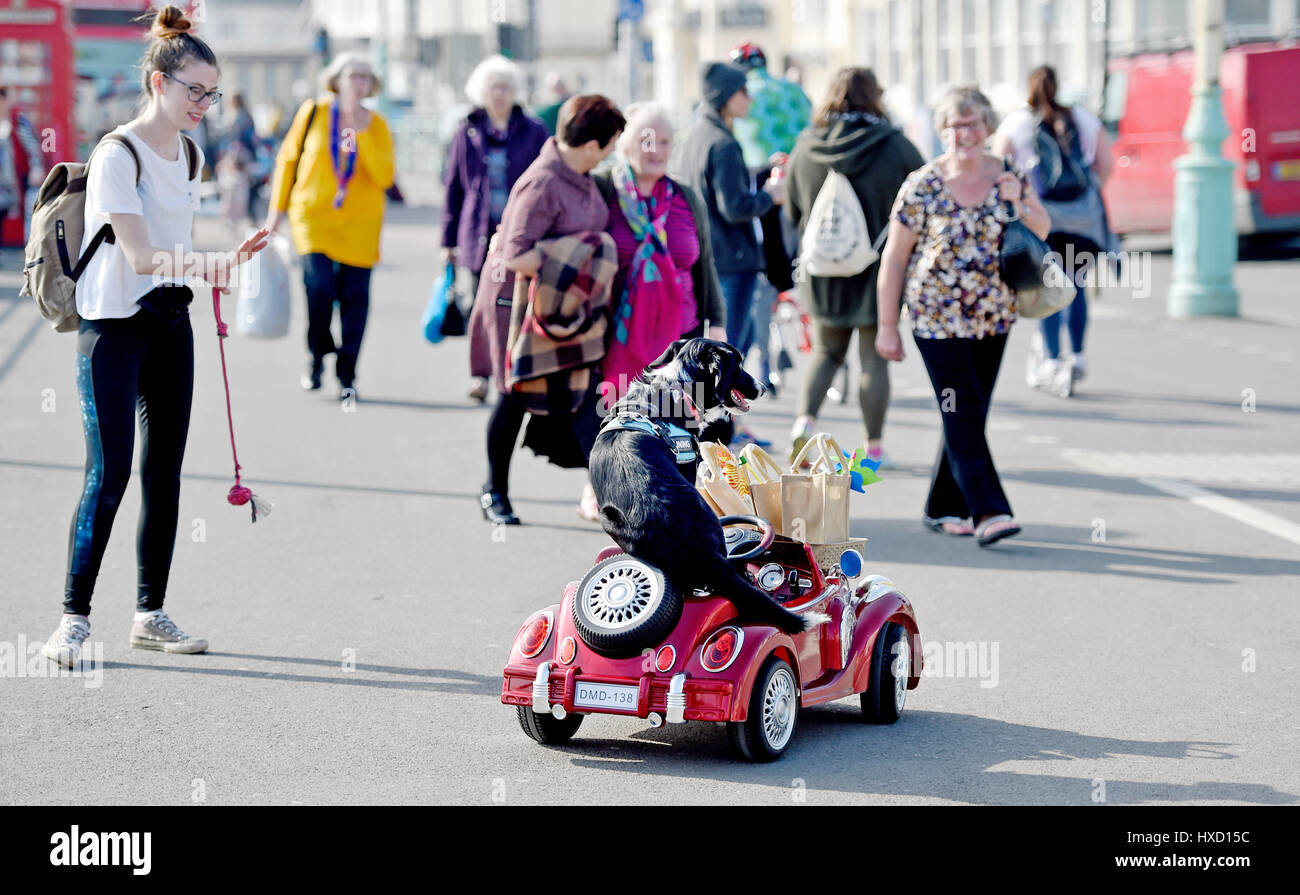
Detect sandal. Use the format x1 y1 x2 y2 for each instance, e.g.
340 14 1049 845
976 514 1021 547
577 483 600 523
924 515 974 536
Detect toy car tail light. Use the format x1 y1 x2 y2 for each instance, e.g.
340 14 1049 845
700 626 744 673
655 645 675 673
517 611 553 659
558 636 576 665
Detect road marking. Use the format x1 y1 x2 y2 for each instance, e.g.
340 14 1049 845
989 420 1023 431
1137 477 1300 547
1239 344 1265 354
1025 434 1059 444
1061 449 1300 485
1267 352 1295 363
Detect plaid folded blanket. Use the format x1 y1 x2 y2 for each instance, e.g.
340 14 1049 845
506 231 617 414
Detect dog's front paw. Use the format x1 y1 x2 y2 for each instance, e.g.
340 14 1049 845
800 611 832 631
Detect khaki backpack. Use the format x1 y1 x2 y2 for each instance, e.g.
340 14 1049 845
19 132 198 332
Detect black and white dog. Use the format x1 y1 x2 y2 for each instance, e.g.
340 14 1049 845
589 339 825 634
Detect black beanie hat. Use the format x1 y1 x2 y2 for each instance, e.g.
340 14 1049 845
701 61 748 111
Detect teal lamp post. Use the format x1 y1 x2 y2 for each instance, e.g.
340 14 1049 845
1168 0 1239 317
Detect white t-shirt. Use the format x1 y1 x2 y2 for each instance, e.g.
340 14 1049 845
78 127 203 319
996 104 1101 171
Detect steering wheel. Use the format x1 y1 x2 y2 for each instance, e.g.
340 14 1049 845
718 515 777 561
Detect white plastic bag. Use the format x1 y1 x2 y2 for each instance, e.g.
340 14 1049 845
798 169 876 277
235 234 292 339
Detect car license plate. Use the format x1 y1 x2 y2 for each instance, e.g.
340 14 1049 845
1276 160 1300 181
574 681 638 711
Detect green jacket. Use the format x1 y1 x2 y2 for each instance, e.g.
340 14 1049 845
786 114 925 328
592 171 726 333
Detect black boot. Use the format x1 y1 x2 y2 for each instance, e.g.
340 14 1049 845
480 488 520 525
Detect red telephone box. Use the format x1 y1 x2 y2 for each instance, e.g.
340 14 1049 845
0 0 76 246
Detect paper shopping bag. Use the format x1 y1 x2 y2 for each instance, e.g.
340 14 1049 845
740 443 784 534
782 433 851 542
696 441 754 517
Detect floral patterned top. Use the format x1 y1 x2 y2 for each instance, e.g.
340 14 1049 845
891 159 1028 339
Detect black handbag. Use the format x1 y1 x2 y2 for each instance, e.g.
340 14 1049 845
997 159 1051 293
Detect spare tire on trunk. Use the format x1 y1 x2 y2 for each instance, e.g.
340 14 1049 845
572 556 681 658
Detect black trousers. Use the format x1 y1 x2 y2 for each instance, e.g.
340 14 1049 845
912 332 1012 521
303 252 372 387
65 288 195 616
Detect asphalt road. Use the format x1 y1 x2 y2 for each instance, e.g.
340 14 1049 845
2 210 1297 805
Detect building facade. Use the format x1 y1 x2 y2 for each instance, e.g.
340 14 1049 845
202 0 319 116
649 0 1300 141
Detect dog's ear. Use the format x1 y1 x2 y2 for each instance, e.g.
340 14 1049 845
646 339 689 370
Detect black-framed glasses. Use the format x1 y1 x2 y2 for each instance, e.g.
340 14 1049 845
164 72 221 106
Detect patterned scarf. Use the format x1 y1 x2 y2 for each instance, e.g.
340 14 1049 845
603 162 683 400
329 101 358 209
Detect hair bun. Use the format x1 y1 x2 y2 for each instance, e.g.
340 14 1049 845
152 4 193 39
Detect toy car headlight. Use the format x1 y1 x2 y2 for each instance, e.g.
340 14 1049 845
517 610 554 659
839 549 863 578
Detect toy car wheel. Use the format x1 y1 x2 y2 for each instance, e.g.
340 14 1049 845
517 706 584 744
728 656 799 762
572 556 681 658
861 622 909 724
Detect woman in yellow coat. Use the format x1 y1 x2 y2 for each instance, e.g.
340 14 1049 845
265 52 395 399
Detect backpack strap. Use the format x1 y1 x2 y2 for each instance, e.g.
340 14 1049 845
181 134 200 181
98 133 143 186
68 223 116 282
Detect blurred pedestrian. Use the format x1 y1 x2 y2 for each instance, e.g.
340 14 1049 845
580 101 726 520
40 6 269 668
992 65 1113 396
443 55 548 402
215 140 252 232
785 67 924 467
672 60 784 446
265 51 395 400
228 92 260 215
875 85 1050 546
533 72 572 137
729 43 810 396
470 95 625 525
0 84 44 242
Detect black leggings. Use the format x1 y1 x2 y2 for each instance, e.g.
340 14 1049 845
65 290 195 616
485 390 528 496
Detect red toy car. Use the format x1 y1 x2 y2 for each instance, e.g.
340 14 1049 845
501 515 922 761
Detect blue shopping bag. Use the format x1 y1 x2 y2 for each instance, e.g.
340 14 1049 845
421 264 456 344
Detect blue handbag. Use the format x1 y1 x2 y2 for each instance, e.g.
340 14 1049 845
421 263 456 344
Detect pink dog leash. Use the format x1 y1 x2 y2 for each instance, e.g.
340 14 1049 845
212 287 272 522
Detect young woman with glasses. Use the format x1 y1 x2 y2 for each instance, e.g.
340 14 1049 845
42 5 269 668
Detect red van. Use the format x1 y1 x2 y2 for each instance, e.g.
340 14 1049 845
1102 41 1300 238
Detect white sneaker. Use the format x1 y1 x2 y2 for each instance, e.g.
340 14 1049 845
129 610 208 654
42 614 91 669
1046 359 1074 398
1070 353 1087 382
1025 333 1046 388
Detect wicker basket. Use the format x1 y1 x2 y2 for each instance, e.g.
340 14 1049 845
810 538 868 575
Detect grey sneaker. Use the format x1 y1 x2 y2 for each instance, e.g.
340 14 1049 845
42 614 91 669
129 611 208 654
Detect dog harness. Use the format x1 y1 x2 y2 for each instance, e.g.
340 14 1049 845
602 412 699 466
